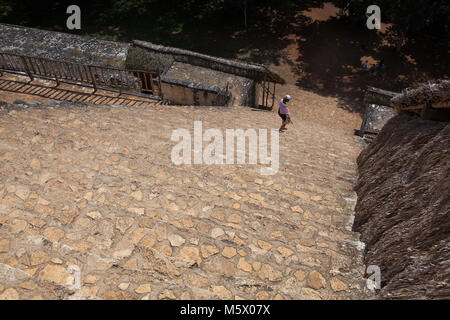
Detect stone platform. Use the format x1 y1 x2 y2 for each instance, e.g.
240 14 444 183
0 101 374 300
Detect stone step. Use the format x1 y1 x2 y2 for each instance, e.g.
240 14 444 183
0 263 100 300
149 178 358 236
0 199 366 300
0 102 373 300
127 153 355 213
0 226 283 300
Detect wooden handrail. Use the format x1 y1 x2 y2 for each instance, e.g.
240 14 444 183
0 51 163 100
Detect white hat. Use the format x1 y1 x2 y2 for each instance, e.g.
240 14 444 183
284 95 291 100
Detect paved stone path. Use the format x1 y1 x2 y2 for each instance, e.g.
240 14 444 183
0 100 374 300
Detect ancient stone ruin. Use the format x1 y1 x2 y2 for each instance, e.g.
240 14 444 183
0 22 448 301
0 23 285 109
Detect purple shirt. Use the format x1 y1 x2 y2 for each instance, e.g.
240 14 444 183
279 99 290 114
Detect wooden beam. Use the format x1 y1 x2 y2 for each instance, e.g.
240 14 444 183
88 66 97 93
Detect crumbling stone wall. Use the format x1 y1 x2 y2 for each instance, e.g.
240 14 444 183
0 23 130 68
0 23 268 107
354 113 450 299
132 40 285 84
125 46 174 73
164 62 253 106
358 87 399 137
161 78 231 107
359 104 398 134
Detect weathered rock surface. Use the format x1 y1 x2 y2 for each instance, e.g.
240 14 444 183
0 23 129 68
354 113 450 299
0 101 372 300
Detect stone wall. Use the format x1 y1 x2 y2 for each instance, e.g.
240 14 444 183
354 113 450 299
131 40 285 107
0 24 233 106
0 23 129 68
132 40 285 84
358 104 398 135
357 87 399 137
164 62 254 106
161 78 231 107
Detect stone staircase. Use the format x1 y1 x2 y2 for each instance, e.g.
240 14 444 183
0 101 374 300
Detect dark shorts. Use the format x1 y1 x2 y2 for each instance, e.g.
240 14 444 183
278 109 287 121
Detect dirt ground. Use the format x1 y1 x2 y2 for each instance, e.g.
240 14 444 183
133 1 447 126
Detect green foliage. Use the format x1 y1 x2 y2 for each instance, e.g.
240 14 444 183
0 2 13 19
1 0 447 41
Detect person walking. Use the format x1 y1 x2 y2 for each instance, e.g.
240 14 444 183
278 95 292 132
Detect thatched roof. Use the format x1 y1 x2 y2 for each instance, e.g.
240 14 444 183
391 80 450 111
132 40 286 84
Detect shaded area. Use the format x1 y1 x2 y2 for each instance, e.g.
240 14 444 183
1 1 448 116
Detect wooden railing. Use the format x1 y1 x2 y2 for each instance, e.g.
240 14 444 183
259 77 277 110
0 52 163 100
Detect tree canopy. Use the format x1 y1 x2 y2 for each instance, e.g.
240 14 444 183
0 0 448 44
335 0 449 36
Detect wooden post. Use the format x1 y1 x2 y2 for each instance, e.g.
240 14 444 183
20 56 34 82
272 82 276 108
0 54 4 76
261 80 265 108
66 63 73 80
41 59 49 76
51 61 60 87
57 61 66 83
88 66 97 93
265 80 269 107
158 73 163 99
33 58 42 75
118 70 123 95
77 64 84 82
142 72 148 92
149 73 155 94
37 58 45 75
57 61 66 79
28 57 37 74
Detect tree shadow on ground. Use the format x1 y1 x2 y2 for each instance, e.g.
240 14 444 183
289 16 449 115
14 1 448 117
131 3 448 117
